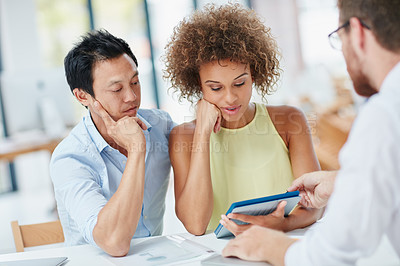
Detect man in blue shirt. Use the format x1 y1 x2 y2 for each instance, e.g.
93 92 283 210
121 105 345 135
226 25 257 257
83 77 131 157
50 30 175 256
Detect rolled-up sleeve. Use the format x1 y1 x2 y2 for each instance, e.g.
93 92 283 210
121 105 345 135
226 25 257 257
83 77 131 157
51 146 107 247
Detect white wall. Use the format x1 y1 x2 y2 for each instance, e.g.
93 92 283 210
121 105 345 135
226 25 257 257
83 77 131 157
0 0 42 71
0 0 76 136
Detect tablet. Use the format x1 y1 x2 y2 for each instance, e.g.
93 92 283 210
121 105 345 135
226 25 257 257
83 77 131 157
214 191 301 238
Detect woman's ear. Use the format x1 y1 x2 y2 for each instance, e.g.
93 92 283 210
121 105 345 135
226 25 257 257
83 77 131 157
73 88 90 107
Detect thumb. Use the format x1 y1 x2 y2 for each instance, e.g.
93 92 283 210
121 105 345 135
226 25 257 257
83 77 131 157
287 176 305 192
272 201 287 217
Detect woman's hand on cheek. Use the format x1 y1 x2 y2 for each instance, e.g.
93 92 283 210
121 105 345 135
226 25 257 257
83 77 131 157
213 107 222 133
196 99 221 134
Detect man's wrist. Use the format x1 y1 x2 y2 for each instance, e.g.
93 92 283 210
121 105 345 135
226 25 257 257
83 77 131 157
272 237 298 266
127 142 146 154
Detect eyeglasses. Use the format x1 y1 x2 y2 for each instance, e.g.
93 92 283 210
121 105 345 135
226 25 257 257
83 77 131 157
328 20 371 50
328 21 350 50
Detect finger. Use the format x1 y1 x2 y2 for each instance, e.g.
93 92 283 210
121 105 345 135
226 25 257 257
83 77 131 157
222 242 241 258
220 216 233 233
221 215 253 236
234 224 252 235
221 220 250 236
298 198 308 208
272 201 287 217
287 176 305 192
196 98 206 110
286 185 298 192
227 213 255 224
298 194 312 208
214 108 222 133
90 100 115 126
221 214 235 228
201 98 210 104
133 117 148 130
220 215 241 236
214 114 220 133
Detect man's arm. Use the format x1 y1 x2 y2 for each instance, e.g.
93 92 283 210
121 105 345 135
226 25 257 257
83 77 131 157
90 101 147 256
92 151 145 256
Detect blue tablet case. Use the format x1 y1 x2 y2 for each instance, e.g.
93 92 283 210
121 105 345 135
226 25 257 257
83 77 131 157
214 191 301 238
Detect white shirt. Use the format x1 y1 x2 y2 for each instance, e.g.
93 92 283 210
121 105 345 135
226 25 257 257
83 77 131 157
286 62 400 265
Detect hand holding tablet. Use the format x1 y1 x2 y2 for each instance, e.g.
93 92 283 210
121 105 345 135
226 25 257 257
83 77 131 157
214 191 301 238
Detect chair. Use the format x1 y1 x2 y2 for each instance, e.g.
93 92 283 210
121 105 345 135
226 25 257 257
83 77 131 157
11 220 65 252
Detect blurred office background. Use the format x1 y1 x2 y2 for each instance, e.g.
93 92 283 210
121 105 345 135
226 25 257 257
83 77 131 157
0 0 357 253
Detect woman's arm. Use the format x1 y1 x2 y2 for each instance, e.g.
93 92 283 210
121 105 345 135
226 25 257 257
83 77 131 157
269 105 323 231
169 100 221 235
221 105 323 235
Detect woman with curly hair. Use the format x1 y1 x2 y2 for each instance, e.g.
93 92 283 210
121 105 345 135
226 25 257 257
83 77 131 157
163 3 323 236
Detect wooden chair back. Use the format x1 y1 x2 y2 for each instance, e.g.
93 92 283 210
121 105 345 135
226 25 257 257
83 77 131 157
11 220 64 252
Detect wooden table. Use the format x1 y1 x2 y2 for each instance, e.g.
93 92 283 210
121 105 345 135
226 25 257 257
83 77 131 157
0 132 64 191
0 134 63 161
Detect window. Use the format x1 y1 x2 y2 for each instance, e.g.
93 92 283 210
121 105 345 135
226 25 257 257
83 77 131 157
36 0 90 68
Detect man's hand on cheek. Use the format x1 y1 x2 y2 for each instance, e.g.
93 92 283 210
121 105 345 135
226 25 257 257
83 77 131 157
89 98 147 154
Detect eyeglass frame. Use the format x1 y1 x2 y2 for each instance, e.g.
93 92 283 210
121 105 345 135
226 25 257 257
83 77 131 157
328 19 371 50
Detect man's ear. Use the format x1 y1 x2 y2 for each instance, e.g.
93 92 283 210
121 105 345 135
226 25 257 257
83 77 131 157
73 88 90 107
349 17 366 58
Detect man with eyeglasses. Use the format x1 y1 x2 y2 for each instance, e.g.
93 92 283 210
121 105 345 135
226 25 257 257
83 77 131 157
222 0 400 265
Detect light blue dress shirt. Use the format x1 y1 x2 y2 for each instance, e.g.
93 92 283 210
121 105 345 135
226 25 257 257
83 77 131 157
50 108 176 247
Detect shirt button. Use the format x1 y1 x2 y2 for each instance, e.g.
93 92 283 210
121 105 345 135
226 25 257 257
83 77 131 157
144 216 147 219
123 161 126 164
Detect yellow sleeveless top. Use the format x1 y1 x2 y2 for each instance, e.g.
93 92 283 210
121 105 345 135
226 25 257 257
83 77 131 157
208 103 294 230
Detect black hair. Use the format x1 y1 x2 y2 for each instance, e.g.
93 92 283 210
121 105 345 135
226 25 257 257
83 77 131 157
64 29 138 97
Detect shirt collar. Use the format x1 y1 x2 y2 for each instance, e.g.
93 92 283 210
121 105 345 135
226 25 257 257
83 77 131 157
84 110 109 153
137 111 152 132
380 61 400 94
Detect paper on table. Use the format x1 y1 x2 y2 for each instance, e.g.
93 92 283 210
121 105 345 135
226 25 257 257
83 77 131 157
105 235 215 266
0 257 68 266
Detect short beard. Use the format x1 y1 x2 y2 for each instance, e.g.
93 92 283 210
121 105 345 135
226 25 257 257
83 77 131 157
349 66 378 97
352 80 378 97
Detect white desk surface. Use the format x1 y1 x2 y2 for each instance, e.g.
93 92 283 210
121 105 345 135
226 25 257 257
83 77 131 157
0 225 398 266
0 233 228 266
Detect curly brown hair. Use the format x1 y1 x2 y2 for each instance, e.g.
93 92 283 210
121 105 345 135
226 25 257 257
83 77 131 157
162 3 281 103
